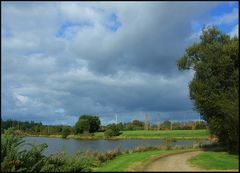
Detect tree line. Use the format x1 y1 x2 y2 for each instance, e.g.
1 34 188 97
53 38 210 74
1 116 207 138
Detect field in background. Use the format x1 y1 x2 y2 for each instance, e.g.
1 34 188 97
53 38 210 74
94 129 209 139
26 129 210 140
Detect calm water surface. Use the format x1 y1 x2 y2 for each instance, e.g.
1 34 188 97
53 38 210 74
23 137 210 156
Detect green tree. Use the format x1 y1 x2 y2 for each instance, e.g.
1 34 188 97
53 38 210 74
104 124 121 138
132 120 144 130
177 26 239 152
75 115 101 134
162 120 171 130
61 127 71 138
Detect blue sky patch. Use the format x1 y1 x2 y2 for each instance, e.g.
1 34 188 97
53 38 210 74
104 13 121 32
192 2 238 34
56 21 93 39
55 108 65 114
2 26 12 38
209 2 237 17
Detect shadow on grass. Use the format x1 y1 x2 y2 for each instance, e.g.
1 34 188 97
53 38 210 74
201 143 238 155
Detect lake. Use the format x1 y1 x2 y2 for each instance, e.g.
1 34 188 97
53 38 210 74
23 137 210 156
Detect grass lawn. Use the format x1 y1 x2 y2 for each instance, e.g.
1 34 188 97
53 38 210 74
95 149 181 172
94 129 209 139
189 151 239 170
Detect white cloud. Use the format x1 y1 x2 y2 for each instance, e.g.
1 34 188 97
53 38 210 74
15 94 29 105
213 7 238 25
229 24 239 37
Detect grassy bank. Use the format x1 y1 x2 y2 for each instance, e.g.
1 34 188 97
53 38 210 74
189 151 239 170
95 149 186 172
94 129 209 139
94 147 202 172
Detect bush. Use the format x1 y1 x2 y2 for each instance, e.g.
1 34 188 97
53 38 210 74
61 127 71 138
41 152 96 172
88 148 122 164
131 145 156 152
104 124 121 138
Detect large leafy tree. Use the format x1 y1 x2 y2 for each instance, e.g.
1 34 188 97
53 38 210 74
75 115 101 133
177 26 239 152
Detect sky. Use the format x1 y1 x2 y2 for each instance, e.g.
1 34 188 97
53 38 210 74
1 1 239 125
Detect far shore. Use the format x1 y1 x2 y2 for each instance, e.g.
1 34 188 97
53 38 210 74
25 134 210 140
23 129 211 140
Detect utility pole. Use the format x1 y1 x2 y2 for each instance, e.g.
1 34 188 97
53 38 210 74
115 114 118 124
157 113 161 130
145 114 149 130
170 120 172 130
184 115 186 126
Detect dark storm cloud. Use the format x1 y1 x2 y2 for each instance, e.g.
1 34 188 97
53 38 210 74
70 2 217 76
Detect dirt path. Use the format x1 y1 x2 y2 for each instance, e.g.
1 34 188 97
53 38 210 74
143 150 204 171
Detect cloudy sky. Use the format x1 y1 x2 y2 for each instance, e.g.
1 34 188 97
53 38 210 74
1 1 239 125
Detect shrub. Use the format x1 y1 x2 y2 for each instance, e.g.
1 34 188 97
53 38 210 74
41 152 96 172
93 148 122 163
61 127 71 138
104 124 121 138
131 145 156 152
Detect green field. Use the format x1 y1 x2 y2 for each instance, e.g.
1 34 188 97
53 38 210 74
94 129 209 139
189 151 239 170
95 149 181 172
27 129 210 140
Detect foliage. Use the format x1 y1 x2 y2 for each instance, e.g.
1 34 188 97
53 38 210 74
61 127 71 138
75 115 101 134
1 128 47 172
162 120 171 130
1 128 95 172
177 26 239 152
189 151 239 170
91 148 122 164
103 120 206 131
41 152 96 172
1 119 74 136
104 124 121 138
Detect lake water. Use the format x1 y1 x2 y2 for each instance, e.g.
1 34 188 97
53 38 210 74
22 137 210 156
